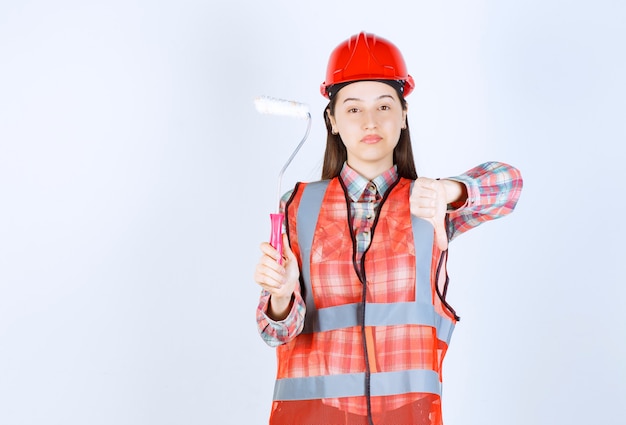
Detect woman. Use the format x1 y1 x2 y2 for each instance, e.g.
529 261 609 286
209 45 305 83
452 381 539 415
254 32 523 425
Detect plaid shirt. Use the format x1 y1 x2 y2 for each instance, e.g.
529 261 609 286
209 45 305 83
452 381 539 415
342 164 398 266
257 161 523 346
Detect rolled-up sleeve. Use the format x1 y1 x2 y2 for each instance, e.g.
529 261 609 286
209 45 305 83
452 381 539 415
256 288 306 347
445 161 523 241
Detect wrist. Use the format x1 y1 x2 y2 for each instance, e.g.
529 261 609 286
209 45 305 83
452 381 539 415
441 179 467 206
268 293 294 321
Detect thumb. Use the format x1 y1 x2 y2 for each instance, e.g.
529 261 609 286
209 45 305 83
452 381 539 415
433 219 448 251
282 233 296 260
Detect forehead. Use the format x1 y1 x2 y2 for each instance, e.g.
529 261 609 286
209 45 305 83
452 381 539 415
336 81 399 102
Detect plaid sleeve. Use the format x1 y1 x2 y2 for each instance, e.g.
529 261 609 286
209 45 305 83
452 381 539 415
445 161 523 241
256 288 306 347
256 187 306 347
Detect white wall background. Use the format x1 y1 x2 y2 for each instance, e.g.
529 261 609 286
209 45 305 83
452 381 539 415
1 1 624 424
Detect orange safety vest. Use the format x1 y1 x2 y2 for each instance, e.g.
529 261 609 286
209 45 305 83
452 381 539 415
270 177 458 425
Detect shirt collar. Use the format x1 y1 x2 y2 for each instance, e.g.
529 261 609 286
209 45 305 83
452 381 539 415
339 162 399 202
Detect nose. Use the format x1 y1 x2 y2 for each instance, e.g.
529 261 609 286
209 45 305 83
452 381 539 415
362 109 378 130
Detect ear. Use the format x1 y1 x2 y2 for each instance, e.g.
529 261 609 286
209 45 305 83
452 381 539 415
326 109 338 134
402 109 408 129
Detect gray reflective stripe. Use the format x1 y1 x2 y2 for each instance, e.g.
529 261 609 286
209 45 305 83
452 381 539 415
274 369 441 401
411 213 434 304
304 302 454 345
295 179 455 345
296 181 329 334
436 313 455 346
304 302 363 333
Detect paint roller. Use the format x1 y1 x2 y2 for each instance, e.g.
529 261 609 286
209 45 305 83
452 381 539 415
254 96 311 264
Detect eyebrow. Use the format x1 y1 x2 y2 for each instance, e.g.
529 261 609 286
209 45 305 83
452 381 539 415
342 94 396 103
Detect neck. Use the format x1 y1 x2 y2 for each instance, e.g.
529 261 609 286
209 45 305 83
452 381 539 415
346 160 393 181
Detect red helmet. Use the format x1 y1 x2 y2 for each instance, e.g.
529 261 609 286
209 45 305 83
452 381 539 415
320 32 415 98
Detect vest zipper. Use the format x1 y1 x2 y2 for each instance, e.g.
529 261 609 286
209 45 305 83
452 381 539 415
341 177 400 425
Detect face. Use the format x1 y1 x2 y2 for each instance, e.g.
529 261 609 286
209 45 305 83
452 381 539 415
328 81 407 179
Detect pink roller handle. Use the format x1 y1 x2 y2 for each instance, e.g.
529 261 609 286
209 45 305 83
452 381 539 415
269 213 285 265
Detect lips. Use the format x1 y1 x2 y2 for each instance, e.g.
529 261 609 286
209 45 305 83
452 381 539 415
361 134 382 144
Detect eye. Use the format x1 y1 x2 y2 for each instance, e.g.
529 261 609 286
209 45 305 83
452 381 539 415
379 105 391 111
347 107 359 113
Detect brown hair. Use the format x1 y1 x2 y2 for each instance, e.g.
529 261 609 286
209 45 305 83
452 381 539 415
321 86 418 180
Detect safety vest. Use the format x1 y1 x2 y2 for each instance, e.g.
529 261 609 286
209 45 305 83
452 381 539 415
269 177 458 425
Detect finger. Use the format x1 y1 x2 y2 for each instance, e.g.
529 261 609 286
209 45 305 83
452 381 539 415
411 186 436 201
255 263 293 297
409 192 437 216
410 182 437 211
260 253 286 275
255 264 285 289
412 195 436 208
414 176 435 186
410 205 436 219
413 177 437 193
256 250 287 278
259 241 281 262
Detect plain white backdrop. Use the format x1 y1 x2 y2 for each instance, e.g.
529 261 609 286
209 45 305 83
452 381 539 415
1 1 624 424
